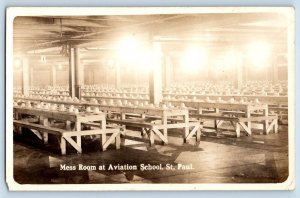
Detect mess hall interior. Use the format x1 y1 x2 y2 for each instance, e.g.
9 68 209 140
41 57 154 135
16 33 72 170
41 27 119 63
12 12 290 184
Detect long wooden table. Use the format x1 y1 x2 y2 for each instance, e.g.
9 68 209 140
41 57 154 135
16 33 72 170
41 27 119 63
85 104 201 145
13 106 120 154
13 96 279 138
82 96 149 103
164 99 278 137
164 94 288 106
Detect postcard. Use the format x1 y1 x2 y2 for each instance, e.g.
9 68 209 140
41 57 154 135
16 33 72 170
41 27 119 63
6 7 295 191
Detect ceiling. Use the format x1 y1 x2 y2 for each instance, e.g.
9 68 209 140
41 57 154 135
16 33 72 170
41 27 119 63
13 12 288 67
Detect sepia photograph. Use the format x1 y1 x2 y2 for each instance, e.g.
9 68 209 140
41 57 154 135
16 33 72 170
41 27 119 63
6 7 295 191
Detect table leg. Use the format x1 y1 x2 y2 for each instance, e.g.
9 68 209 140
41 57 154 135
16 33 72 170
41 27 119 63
263 108 269 135
15 112 22 134
141 114 146 137
184 112 189 143
101 118 107 151
214 108 219 130
115 134 121 149
236 123 241 138
162 114 168 145
60 137 66 155
40 117 49 144
149 130 154 146
75 122 82 153
121 113 126 136
66 120 72 130
246 110 252 135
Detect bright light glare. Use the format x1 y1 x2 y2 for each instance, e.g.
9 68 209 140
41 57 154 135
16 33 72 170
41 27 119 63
116 36 153 71
14 58 22 68
246 41 271 68
182 46 206 71
57 64 62 70
117 36 140 62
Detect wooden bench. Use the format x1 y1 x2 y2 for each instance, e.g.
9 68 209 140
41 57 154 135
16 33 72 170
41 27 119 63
106 118 201 146
269 106 288 122
190 113 278 137
13 120 121 155
109 113 199 124
222 108 287 123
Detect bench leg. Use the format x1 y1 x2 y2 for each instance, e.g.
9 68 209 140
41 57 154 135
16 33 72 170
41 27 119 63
263 110 269 135
17 126 23 135
60 137 66 155
115 134 121 149
149 130 155 146
162 128 167 145
141 128 147 137
263 120 269 135
43 132 48 144
246 111 251 135
267 118 278 134
75 122 82 152
100 132 108 151
76 137 81 152
121 113 126 136
181 112 189 143
217 120 224 128
76 137 82 154
214 120 218 130
121 126 126 136
239 122 251 136
274 119 279 133
66 121 72 130
196 125 202 142
235 123 241 138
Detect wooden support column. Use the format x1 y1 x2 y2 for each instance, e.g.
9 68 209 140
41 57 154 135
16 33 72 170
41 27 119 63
74 47 83 99
163 54 172 90
115 62 121 89
22 58 30 96
51 66 57 87
69 48 75 98
149 42 163 105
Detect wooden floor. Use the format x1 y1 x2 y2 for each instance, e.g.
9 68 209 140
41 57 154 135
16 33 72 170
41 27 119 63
13 123 288 184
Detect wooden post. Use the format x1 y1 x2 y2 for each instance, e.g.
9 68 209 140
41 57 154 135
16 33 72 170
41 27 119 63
22 58 30 96
69 48 75 98
149 42 163 105
74 47 83 99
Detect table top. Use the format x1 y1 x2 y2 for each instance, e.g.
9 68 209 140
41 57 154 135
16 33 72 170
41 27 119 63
164 93 288 102
13 106 106 122
87 104 188 117
82 96 149 101
165 99 268 112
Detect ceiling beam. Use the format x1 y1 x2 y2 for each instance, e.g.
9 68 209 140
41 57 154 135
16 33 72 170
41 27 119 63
15 14 187 52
